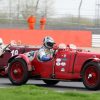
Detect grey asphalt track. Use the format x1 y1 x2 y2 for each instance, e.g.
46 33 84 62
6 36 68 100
0 78 88 91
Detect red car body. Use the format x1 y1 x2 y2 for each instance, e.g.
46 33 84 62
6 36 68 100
8 44 100 90
0 44 39 76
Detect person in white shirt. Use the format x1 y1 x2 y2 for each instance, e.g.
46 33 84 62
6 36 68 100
0 38 10 56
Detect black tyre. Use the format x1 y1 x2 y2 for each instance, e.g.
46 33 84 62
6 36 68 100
82 61 100 90
8 58 29 85
43 80 59 85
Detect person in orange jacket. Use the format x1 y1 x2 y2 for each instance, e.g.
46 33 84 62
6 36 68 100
27 15 36 30
40 16 46 30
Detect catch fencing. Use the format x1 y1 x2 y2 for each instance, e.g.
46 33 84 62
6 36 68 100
92 34 100 47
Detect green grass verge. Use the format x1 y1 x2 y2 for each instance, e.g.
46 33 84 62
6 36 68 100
0 85 100 100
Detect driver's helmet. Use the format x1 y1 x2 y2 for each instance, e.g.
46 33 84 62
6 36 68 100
0 38 3 45
43 36 55 49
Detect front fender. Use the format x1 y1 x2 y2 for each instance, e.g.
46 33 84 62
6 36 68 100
16 54 32 71
8 54 32 71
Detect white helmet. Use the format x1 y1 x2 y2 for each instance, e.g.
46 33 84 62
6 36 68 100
0 38 3 45
43 36 55 49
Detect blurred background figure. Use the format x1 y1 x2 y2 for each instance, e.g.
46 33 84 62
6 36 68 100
40 16 46 30
0 38 10 56
27 15 36 30
0 38 4 50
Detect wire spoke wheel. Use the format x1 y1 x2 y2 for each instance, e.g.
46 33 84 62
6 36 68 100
8 58 28 85
10 62 24 82
83 62 100 90
43 80 59 85
85 66 98 86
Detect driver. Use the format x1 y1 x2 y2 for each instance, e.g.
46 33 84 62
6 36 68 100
0 38 5 56
38 36 55 61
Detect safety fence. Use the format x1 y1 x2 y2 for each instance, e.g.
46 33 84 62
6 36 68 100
0 29 91 47
92 34 100 47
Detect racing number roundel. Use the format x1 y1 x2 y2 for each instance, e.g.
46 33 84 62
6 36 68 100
11 50 19 56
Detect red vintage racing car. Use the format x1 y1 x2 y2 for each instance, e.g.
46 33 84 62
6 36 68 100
0 41 39 76
7 44 100 90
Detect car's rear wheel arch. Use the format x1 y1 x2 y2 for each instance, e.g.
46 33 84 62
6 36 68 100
82 61 100 90
81 59 93 76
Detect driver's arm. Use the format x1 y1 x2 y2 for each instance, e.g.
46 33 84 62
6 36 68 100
38 49 51 61
41 55 51 61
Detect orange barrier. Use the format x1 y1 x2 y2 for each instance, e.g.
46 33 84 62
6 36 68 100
0 29 92 47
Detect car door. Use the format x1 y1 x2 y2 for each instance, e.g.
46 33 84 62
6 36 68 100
54 49 71 79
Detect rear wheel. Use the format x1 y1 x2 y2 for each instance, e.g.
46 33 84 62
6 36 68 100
8 58 29 85
43 80 59 85
82 61 100 90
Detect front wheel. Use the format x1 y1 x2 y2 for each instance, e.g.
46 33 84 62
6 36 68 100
8 58 29 85
43 80 59 85
82 61 100 90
